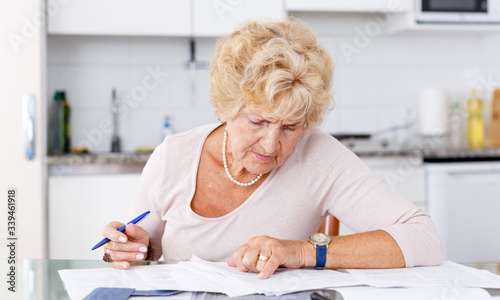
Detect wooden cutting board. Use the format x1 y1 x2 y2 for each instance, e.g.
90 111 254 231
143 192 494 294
489 89 500 147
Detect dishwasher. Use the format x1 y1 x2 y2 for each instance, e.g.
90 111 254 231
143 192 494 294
425 160 500 263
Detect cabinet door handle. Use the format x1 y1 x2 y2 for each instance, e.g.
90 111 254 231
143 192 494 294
22 94 36 160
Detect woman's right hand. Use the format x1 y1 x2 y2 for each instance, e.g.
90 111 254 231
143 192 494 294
101 221 150 269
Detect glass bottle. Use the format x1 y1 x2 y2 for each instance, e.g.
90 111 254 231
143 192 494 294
54 91 71 154
467 89 485 149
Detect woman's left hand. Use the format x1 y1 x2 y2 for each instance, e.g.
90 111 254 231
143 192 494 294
227 235 310 279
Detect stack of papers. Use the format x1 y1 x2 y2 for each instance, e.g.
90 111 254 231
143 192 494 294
59 257 500 300
345 261 500 288
333 287 492 300
60 256 359 298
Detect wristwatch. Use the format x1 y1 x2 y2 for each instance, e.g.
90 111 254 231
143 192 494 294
308 233 331 269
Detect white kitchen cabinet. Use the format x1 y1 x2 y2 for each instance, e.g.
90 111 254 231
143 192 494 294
48 173 141 259
47 0 191 36
426 162 500 263
193 0 286 37
285 0 412 13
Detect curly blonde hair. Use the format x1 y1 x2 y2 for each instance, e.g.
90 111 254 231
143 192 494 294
209 18 334 131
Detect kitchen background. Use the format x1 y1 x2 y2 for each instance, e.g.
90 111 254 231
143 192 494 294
2 0 500 264
47 14 500 153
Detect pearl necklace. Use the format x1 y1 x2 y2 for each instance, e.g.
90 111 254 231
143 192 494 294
222 127 262 187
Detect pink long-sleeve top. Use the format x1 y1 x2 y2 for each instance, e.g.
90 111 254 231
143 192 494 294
130 123 442 267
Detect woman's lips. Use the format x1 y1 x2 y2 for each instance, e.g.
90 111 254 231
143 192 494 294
253 151 273 161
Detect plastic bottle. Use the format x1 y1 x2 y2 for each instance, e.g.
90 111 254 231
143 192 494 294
448 101 464 149
466 89 485 149
53 90 71 154
161 115 174 142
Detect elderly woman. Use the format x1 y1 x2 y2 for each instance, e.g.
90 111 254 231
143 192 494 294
102 19 442 279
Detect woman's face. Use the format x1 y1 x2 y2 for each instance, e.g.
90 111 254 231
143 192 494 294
226 107 305 175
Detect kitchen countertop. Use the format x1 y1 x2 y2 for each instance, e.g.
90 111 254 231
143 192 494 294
48 152 151 165
422 147 500 162
47 147 500 175
48 153 151 176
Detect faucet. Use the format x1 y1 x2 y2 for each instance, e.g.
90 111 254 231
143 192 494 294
111 88 121 152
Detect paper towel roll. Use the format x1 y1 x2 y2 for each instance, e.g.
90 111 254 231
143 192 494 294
418 88 448 136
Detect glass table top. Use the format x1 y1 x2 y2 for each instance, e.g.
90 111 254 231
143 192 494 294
1 259 500 300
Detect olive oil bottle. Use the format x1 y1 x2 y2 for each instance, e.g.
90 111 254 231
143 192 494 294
467 89 485 149
53 90 71 154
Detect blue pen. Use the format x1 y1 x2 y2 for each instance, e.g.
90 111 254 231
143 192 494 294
91 211 150 251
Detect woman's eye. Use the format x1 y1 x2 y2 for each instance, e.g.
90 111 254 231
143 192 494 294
249 119 263 125
284 125 296 131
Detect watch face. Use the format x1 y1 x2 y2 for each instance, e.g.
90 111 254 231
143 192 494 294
310 233 331 246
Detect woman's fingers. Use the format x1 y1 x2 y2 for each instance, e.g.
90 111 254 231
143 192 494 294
124 223 149 245
102 221 128 243
102 222 149 245
104 246 147 261
110 261 130 270
240 246 261 273
255 256 266 272
229 236 308 279
106 240 148 253
226 256 236 267
257 256 280 279
103 246 147 270
230 236 283 278
231 244 251 272
101 221 150 269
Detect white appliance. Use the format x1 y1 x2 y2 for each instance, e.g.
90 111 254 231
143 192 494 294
0 0 47 259
416 0 500 24
426 161 500 263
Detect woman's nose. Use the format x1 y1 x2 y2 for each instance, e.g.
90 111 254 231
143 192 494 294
261 128 280 153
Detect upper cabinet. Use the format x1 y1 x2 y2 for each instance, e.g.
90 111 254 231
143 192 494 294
46 0 499 37
48 0 285 37
193 0 286 37
47 0 191 36
285 0 412 13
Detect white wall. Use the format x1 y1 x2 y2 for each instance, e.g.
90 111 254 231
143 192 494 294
47 13 500 153
47 35 218 153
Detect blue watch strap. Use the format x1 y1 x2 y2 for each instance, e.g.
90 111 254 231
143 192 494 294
315 245 327 269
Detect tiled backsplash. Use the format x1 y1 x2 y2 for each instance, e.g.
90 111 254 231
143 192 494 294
47 15 500 153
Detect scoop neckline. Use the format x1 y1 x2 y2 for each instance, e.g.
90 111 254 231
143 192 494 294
186 123 276 221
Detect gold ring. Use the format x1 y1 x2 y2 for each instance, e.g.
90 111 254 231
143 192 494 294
258 255 269 262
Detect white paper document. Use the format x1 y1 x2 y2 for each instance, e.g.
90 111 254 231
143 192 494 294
59 258 500 299
346 261 500 288
332 286 492 300
59 256 359 299
177 256 360 296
